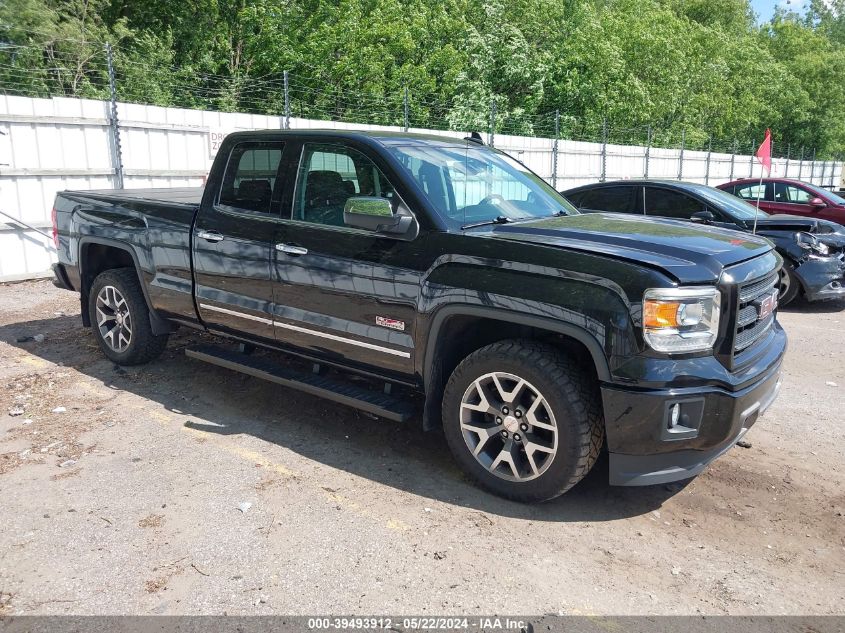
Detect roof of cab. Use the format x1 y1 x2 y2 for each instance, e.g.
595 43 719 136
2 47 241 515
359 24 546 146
225 128 483 148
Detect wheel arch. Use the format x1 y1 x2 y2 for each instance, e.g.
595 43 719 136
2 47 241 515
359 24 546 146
77 237 171 334
421 306 610 432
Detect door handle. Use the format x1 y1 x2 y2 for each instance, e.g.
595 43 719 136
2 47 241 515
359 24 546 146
275 243 308 256
197 230 225 243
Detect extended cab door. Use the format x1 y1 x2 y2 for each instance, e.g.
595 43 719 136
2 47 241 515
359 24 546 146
192 140 287 342
768 182 845 223
269 141 420 379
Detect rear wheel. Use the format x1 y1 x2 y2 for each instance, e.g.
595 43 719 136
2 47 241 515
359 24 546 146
442 340 603 502
778 263 800 306
88 268 168 365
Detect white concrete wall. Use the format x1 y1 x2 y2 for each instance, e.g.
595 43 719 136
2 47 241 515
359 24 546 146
1 94 842 281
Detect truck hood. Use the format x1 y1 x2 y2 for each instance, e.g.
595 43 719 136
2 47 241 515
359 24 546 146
471 213 772 284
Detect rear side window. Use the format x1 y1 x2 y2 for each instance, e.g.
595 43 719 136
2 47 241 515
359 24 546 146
735 183 769 201
643 188 704 220
218 142 284 213
579 186 634 213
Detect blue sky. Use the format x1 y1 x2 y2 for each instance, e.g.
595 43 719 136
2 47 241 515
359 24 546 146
750 0 809 21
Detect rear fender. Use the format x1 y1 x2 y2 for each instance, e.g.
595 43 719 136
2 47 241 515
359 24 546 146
78 237 173 334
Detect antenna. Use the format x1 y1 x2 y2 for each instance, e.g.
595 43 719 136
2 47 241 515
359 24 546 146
464 132 485 145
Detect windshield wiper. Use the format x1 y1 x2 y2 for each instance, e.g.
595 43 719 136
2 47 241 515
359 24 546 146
460 215 513 230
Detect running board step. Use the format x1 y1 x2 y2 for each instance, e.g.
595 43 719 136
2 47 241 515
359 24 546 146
185 344 414 422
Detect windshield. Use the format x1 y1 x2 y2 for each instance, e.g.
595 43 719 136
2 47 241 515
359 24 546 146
694 185 767 221
386 143 578 227
805 183 845 205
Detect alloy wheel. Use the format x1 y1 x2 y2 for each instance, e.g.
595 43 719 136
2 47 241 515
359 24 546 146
459 372 558 482
96 285 132 353
778 267 791 301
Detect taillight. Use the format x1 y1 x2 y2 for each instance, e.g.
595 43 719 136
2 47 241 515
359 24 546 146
51 207 58 248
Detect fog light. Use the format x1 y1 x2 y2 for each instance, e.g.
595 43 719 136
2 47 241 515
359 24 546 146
669 403 681 429
662 399 704 441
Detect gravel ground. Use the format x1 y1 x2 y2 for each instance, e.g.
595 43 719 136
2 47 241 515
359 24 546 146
0 280 842 616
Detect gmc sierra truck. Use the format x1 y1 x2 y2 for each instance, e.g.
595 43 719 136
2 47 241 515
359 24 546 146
50 130 787 502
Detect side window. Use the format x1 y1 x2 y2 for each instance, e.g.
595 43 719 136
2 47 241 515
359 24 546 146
579 186 634 213
735 183 767 201
774 183 812 204
293 143 395 227
643 188 704 220
218 142 284 213
563 191 586 208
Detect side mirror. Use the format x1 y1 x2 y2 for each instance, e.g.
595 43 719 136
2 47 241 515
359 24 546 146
343 196 416 236
691 210 715 224
810 197 826 208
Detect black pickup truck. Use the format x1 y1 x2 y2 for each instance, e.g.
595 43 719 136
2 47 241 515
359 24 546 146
50 130 787 502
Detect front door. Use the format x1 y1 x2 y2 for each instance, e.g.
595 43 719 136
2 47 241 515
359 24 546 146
270 141 420 379
767 181 817 218
193 140 286 342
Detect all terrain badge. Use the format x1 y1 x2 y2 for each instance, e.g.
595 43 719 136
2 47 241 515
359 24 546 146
376 316 405 331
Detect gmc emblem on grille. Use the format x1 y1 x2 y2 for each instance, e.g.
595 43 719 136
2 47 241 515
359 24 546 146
755 291 778 320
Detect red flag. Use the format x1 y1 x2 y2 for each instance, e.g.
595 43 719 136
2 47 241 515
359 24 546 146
755 129 772 176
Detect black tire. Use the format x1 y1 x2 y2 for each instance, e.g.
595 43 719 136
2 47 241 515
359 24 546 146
441 339 604 503
778 263 800 306
88 268 168 365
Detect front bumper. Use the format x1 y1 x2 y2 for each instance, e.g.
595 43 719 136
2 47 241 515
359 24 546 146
796 254 845 302
602 327 786 486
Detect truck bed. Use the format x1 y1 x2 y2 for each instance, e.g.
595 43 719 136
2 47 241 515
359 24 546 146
64 187 204 208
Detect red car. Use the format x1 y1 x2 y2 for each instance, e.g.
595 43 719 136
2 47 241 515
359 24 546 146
718 178 845 225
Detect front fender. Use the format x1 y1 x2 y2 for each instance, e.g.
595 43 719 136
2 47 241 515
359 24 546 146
413 255 647 430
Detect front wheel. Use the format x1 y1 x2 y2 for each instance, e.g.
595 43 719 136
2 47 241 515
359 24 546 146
442 340 604 503
88 268 168 365
778 263 800 306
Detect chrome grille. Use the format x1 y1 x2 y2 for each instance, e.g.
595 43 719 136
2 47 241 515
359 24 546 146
736 314 775 352
736 305 759 328
734 271 779 354
739 272 779 303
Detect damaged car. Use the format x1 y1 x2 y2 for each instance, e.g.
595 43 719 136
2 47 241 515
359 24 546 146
562 180 845 305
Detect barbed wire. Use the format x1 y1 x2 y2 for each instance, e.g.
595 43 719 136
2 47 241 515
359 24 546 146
0 38 840 162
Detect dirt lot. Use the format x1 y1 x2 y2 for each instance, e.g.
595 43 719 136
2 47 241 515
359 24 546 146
0 279 842 616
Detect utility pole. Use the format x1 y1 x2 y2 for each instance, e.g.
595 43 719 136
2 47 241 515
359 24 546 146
798 146 805 180
552 110 560 189
600 117 608 182
105 43 124 189
488 100 497 147
283 70 290 129
810 148 817 184
403 85 409 132
678 129 686 181
729 139 737 181
644 126 652 179
748 140 755 178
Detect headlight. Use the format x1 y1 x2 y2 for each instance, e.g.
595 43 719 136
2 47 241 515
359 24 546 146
643 287 721 353
796 232 830 256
